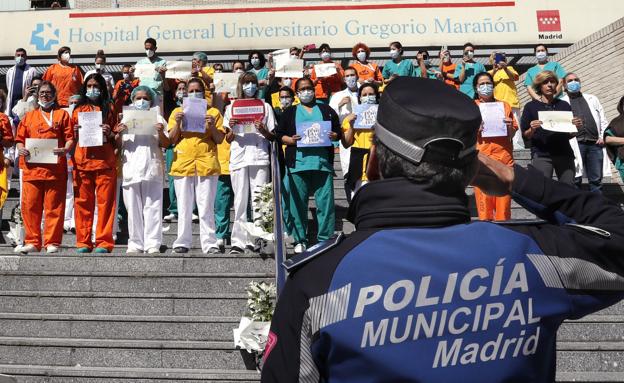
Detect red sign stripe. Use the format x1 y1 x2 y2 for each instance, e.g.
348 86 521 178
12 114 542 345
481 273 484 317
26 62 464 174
69 1 515 18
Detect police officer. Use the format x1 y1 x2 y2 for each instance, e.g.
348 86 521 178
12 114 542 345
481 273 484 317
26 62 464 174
261 77 624 382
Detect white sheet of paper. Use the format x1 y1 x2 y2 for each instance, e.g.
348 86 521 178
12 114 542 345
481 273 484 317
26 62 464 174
165 61 192 80
182 97 208 133
122 108 158 135
479 102 507 138
78 111 103 147
25 138 58 164
275 58 304 78
213 72 240 94
271 48 290 71
134 63 156 79
539 111 576 133
314 63 337 78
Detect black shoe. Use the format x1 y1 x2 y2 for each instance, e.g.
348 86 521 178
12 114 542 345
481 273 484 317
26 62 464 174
229 246 244 255
174 246 189 254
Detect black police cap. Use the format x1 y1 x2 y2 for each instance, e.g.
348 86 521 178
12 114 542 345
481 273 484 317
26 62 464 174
375 77 481 166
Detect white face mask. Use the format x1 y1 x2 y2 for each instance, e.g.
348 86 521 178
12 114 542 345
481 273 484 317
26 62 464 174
356 52 367 62
122 73 129 80
250 58 260 68
360 95 377 105
280 97 293 109
188 91 203 99
345 76 358 89
134 99 151 110
61 52 70 62
465 50 474 59
146 49 155 58
95 63 104 71
390 50 400 59
297 90 315 104
234 69 244 75
320 52 331 61
536 51 548 62
15 56 25 66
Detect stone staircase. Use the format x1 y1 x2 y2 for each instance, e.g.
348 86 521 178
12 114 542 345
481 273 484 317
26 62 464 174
0 148 621 382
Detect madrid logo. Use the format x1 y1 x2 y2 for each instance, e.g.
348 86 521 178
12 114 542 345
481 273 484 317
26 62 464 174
536 10 563 40
30 23 60 51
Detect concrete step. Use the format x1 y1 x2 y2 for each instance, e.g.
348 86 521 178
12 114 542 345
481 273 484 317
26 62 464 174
0 365 260 382
0 338 246 370
557 342 624 374
0 291 248 317
0 314 240 342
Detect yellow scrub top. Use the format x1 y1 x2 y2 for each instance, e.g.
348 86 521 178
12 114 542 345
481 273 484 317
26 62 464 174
341 118 373 181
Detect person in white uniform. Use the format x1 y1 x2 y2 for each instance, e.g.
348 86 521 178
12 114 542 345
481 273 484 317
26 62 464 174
114 85 170 254
223 72 276 254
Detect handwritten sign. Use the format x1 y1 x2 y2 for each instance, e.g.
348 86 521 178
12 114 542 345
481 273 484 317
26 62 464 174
25 138 57 164
296 120 332 147
182 97 208 133
354 104 378 130
213 72 240 94
538 111 576 133
314 63 337 78
165 61 192 80
122 108 158 135
479 102 507 138
78 111 103 147
275 58 304 78
133 63 156 79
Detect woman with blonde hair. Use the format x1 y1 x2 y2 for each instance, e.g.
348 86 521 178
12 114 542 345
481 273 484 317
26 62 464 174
520 70 579 184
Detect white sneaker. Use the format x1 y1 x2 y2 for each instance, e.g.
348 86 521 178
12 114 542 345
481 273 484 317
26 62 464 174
294 243 306 254
163 213 176 222
146 247 160 254
192 213 199 222
216 238 225 248
126 247 142 254
15 244 37 254
46 245 59 254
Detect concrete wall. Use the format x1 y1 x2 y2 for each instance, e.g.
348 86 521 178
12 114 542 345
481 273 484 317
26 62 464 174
517 17 624 122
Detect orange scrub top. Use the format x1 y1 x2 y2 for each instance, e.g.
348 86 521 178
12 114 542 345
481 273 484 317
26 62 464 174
72 103 118 171
16 107 73 181
43 63 84 107
351 61 383 83
0 113 14 147
475 99 517 164
310 62 345 99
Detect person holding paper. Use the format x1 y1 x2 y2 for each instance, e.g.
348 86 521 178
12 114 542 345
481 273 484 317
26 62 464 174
246 51 269 100
222 73 276 254
167 78 226 254
42 46 84 108
275 77 341 254
382 41 414 84
135 38 167 109
341 83 378 197
308 44 344 104
351 43 383 87
521 71 578 185
15 81 72 254
473 72 517 221
71 73 119 253
114 86 170 254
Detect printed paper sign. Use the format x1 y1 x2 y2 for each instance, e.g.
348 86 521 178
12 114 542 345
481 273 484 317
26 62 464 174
165 61 192 80
121 108 158 135
182 97 208 133
354 104 378 130
133 63 156 79
25 138 57 164
479 102 507 138
538 111 576 133
296 120 332 147
231 99 265 122
275 58 304 78
314 63 337 78
78 111 103 147
214 72 240 94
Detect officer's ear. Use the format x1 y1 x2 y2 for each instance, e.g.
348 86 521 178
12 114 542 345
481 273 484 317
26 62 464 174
366 144 381 181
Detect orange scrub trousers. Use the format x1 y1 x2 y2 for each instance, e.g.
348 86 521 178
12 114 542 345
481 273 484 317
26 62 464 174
72 104 118 251
16 108 73 250
474 100 517 221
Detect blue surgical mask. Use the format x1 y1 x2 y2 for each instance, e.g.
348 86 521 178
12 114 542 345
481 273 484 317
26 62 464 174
360 95 377 105
86 88 101 100
477 83 494 97
345 76 358 89
38 100 54 109
134 99 150 110
567 80 581 93
242 82 258 97
298 90 315 104
188 91 203 99
536 51 548 62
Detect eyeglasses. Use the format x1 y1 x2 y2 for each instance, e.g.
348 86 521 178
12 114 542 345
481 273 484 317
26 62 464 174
38 91 53 96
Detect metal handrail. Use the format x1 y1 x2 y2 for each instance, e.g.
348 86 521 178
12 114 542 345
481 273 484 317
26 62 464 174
270 141 287 294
